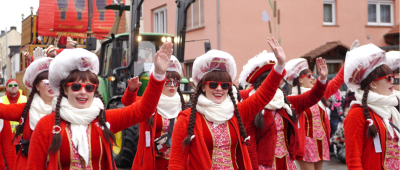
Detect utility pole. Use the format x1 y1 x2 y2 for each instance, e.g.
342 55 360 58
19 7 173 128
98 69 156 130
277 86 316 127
5 27 8 83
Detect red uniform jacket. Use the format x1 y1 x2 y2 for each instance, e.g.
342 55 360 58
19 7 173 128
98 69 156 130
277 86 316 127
0 103 35 170
242 79 327 169
295 66 344 160
344 104 389 170
26 75 165 170
0 121 16 170
168 68 286 170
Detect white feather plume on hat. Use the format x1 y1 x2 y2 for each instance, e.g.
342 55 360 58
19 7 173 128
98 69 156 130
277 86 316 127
239 50 277 87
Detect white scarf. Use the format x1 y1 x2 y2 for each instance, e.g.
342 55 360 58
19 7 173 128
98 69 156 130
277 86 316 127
291 86 326 111
29 94 53 130
351 89 400 144
393 89 400 99
59 97 104 164
249 88 292 116
196 94 234 126
157 93 181 119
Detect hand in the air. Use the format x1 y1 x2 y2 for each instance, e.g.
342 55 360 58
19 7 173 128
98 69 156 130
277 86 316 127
154 42 174 75
267 37 286 66
127 76 142 92
316 57 328 80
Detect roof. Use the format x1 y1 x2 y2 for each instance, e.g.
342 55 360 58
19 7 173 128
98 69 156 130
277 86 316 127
301 41 349 59
385 25 399 36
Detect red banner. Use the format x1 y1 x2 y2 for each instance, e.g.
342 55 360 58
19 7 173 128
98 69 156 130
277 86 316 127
92 0 125 34
53 0 88 33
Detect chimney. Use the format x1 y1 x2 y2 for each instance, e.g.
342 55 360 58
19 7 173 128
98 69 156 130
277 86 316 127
1 30 4 35
10 26 16 31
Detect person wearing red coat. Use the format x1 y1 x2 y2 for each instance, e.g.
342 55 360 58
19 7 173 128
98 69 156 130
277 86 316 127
169 37 286 169
26 43 173 169
284 57 344 170
120 55 186 170
0 120 16 170
344 42 400 170
238 51 329 170
0 57 55 170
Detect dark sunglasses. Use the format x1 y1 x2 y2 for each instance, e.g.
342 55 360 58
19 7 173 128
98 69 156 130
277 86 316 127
165 79 180 87
66 83 97 93
205 81 232 90
7 84 18 87
374 74 395 83
299 73 314 79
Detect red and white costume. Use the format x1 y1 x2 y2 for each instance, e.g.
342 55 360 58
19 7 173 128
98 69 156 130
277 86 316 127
122 56 184 170
238 51 328 170
386 51 400 99
344 42 400 170
0 57 53 170
284 58 345 162
26 48 166 169
169 50 287 169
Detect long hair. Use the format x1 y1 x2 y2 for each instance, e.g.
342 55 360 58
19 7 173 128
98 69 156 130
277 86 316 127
13 71 49 142
252 71 297 130
182 71 247 147
359 64 392 139
292 69 328 106
148 71 186 126
48 70 115 154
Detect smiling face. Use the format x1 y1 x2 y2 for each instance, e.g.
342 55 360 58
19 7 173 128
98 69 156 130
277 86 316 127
200 71 232 104
298 69 315 88
63 70 99 109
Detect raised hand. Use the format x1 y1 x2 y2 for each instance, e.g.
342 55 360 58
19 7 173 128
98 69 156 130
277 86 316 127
154 42 174 75
267 37 286 66
127 76 142 92
316 57 328 80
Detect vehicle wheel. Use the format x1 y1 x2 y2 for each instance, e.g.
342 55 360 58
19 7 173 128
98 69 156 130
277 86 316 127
113 124 139 168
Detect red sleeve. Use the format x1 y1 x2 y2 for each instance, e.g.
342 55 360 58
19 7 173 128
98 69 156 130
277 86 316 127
107 74 165 133
287 78 327 114
324 65 344 99
27 115 53 170
344 107 365 170
1 121 15 170
0 103 25 121
238 68 286 124
169 111 190 170
121 87 141 106
239 86 253 101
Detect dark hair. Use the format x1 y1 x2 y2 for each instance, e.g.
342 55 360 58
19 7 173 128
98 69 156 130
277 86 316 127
148 71 186 126
13 71 48 142
359 64 392 139
292 69 328 106
253 71 297 130
182 71 247 147
393 68 400 75
48 70 115 154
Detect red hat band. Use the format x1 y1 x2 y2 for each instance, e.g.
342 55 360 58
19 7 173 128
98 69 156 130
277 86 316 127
349 52 385 85
246 61 276 84
210 57 228 71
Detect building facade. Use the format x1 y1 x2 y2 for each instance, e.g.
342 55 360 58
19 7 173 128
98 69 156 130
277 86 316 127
0 26 21 83
142 0 399 85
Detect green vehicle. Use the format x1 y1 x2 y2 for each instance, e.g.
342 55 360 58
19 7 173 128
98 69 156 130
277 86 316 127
96 0 195 168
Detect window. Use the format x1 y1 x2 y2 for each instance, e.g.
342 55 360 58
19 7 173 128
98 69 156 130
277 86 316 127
368 0 394 26
323 0 335 25
153 6 167 33
187 0 204 29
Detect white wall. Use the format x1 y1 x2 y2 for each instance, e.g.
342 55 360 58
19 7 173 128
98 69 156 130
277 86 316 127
10 53 20 79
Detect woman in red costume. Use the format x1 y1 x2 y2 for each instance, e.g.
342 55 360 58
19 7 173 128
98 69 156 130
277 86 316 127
26 43 173 170
344 41 400 170
0 57 55 170
121 55 186 170
169 37 286 169
284 54 344 170
238 50 329 170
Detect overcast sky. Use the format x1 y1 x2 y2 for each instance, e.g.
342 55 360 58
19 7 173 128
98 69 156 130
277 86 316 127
0 0 40 33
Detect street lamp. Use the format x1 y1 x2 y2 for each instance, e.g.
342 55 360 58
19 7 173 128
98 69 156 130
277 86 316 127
30 6 34 43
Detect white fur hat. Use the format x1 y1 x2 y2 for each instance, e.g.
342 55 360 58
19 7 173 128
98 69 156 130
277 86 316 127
284 58 309 85
67 37 77 45
149 55 182 78
49 48 99 95
385 51 400 71
239 50 277 87
192 50 237 86
344 40 386 91
23 57 53 90
46 45 55 55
